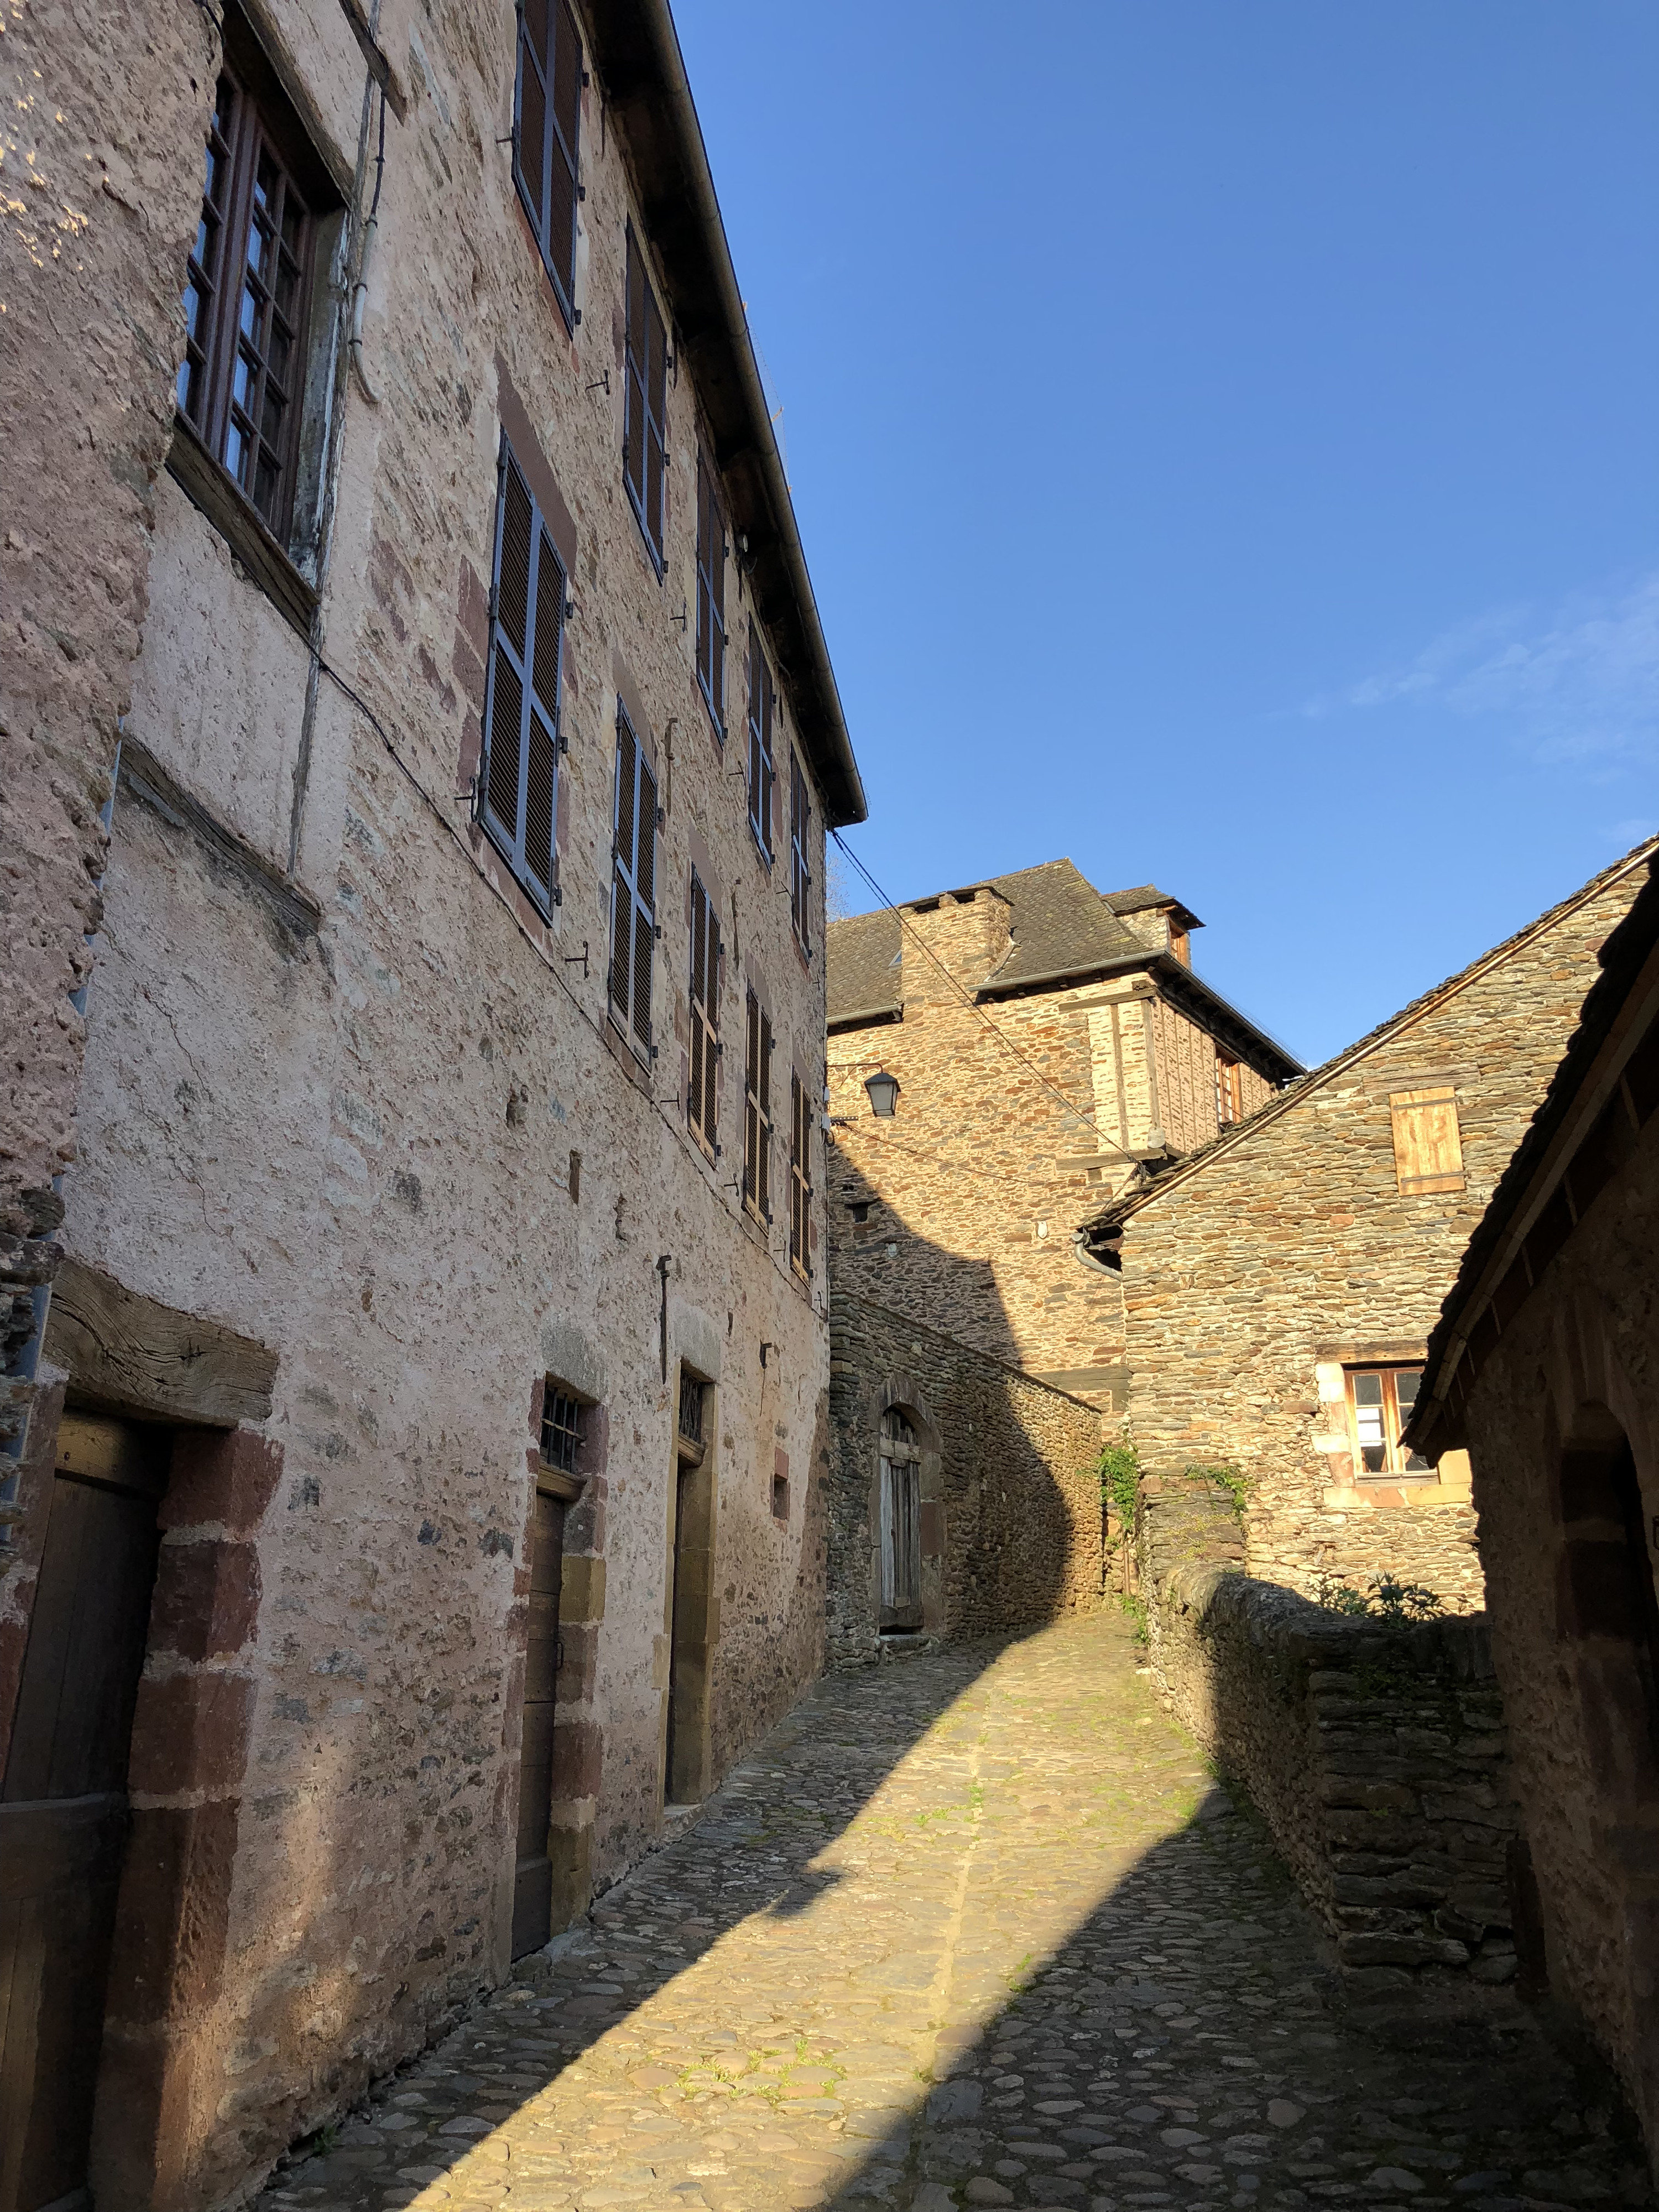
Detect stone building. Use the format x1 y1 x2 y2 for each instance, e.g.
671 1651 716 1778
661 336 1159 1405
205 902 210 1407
0 0 863 2204
825 860 1299 1411
1407 857 1659 2166
1077 842 1658 1612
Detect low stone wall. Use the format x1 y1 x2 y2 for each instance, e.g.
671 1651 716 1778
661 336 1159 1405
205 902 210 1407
827 1291 1104 1665
1145 1523 1520 1990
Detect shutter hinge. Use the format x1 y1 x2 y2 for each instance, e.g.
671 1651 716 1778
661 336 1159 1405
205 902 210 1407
552 884 563 907
557 732 569 754
573 308 582 325
577 183 587 201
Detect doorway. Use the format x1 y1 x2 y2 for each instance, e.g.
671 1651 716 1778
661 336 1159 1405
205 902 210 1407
512 1477 567 1960
0 1411 168 2212
878 1405 922 1632
665 1370 714 1807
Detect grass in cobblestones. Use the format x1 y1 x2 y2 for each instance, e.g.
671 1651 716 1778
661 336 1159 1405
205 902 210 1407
251 1615 1651 2212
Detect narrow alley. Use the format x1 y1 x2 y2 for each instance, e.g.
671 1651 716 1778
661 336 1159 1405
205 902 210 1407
255 1619 1651 2212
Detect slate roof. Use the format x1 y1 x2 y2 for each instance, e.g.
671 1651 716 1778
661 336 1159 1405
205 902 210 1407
1103 884 1204 929
1078 835 1659 1249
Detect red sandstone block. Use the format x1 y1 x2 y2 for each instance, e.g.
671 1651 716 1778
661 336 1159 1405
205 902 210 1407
149 1540 260 1660
162 1428 282 1536
128 1670 255 1795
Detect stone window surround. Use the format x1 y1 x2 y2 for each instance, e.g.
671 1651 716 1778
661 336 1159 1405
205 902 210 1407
1312 1342 1473 1513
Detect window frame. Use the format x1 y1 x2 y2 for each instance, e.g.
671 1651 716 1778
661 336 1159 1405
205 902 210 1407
742 989 773 1225
607 706 658 1059
687 868 722 1159
512 0 583 332
746 631 776 863
695 451 727 737
788 1067 813 1279
540 1385 586 1475
623 225 669 576
479 437 566 917
1345 1365 1434 1481
1389 1086 1466 1196
789 750 812 956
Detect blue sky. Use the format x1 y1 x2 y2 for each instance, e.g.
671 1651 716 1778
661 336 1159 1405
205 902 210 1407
675 1 1659 1069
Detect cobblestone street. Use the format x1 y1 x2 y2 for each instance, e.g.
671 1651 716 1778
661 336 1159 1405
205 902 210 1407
258 1615 1651 2212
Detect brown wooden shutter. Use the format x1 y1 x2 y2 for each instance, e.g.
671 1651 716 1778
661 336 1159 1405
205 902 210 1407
632 757 657 1049
743 990 760 1209
1389 1087 1465 1195
758 1010 773 1220
688 874 706 1134
609 716 637 1025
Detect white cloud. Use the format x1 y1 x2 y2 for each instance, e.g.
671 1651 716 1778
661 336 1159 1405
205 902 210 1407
1304 573 1659 763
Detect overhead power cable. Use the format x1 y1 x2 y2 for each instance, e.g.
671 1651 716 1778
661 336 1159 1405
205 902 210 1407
827 829 1137 1165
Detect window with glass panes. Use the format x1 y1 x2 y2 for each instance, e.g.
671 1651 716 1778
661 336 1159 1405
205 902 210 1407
1346 1366 1433 1479
177 55 316 540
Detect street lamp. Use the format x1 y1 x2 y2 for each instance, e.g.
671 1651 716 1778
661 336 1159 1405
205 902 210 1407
864 1069 900 1118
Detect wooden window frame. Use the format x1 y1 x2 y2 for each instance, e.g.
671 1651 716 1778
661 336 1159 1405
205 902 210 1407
746 631 776 863
788 1067 813 1279
623 225 669 575
1216 1054 1244 1127
789 751 812 957
513 0 582 332
687 868 722 1159
695 451 727 738
1389 1086 1465 1196
480 437 565 916
1345 1365 1434 1481
608 707 658 1058
742 989 773 1224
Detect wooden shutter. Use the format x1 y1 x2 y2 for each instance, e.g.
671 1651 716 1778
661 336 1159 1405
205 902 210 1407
515 0 549 232
789 1069 811 1273
608 712 655 1053
743 989 771 1217
758 1008 773 1220
515 0 581 321
1389 1087 1465 1195
624 227 667 567
482 442 562 912
696 456 725 726
624 231 645 519
790 753 810 950
688 870 719 1152
546 0 581 304
747 635 775 857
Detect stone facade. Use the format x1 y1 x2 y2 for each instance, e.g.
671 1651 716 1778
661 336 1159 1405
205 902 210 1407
1410 857 1659 2171
826 1290 1104 1666
0 1 863 2205
1142 1532 1521 1995
1082 847 1657 1610
826 864 1294 1413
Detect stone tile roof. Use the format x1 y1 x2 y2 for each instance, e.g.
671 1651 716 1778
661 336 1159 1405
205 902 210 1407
1081 835 1659 1244
827 859 1146 1024
1102 883 1204 928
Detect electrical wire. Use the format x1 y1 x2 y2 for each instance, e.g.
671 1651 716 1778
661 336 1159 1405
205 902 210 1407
828 828 1137 1164
313 658 831 1318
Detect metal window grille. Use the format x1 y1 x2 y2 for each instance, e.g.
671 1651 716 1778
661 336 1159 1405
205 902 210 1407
541 1388 584 1473
678 1373 704 1448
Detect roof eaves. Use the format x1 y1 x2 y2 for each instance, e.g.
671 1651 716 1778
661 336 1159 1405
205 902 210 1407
587 0 865 827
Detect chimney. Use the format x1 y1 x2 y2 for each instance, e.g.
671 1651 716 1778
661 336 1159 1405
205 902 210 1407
899 887 1013 1006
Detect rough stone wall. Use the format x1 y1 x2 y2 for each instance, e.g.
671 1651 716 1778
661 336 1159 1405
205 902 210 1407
1117 864 1649 1607
0 0 213 1460
3 0 843 2203
1455 1105 1659 2161
1140 1493 1520 1994
827 906 1250 1408
826 1289 1103 1665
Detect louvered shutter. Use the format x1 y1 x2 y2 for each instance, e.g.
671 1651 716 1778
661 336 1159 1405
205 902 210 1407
514 0 580 322
743 991 760 1209
644 289 666 553
632 756 656 1049
515 0 548 233
483 445 562 914
758 1009 773 1221
790 753 810 949
546 0 580 304
609 716 637 1026
624 233 645 517
747 635 775 858
688 872 720 1151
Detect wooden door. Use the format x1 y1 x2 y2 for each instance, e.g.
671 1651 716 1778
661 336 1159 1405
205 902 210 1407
0 1412 167 2212
878 1408 922 1632
512 1483 566 1960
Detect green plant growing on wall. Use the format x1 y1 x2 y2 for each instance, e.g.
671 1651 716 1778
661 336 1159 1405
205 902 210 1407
1099 1440 1140 1536
1186 1459 1249 1520
1314 1571 1444 1623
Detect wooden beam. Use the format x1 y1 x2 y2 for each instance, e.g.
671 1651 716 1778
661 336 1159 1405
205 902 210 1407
43 1259 277 1428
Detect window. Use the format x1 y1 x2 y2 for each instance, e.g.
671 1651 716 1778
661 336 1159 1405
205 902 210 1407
540 1386 585 1473
513 0 582 327
688 869 722 1157
747 632 775 860
624 226 668 572
771 1471 790 1521
742 989 773 1223
608 710 658 1054
481 439 565 913
789 752 812 954
1347 1366 1433 1479
177 52 320 542
879 1406 922 1631
1216 1055 1244 1126
1389 1087 1465 1195
789 1070 813 1278
695 453 727 734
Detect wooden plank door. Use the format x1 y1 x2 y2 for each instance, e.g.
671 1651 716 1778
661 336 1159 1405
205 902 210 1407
512 1483 566 1960
0 1412 167 2212
879 1454 922 1631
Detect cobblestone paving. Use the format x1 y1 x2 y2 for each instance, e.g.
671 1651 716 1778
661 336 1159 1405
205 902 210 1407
257 1614 1651 2212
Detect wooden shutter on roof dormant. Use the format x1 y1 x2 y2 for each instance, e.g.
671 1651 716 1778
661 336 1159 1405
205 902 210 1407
1389 1087 1465 1195
608 711 657 1053
688 870 721 1153
696 454 726 729
624 226 667 568
514 0 582 325
746 633 775 859
483 441 564 912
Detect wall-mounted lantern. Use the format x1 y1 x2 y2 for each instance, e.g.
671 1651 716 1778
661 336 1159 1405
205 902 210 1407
864 1069 900 1118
